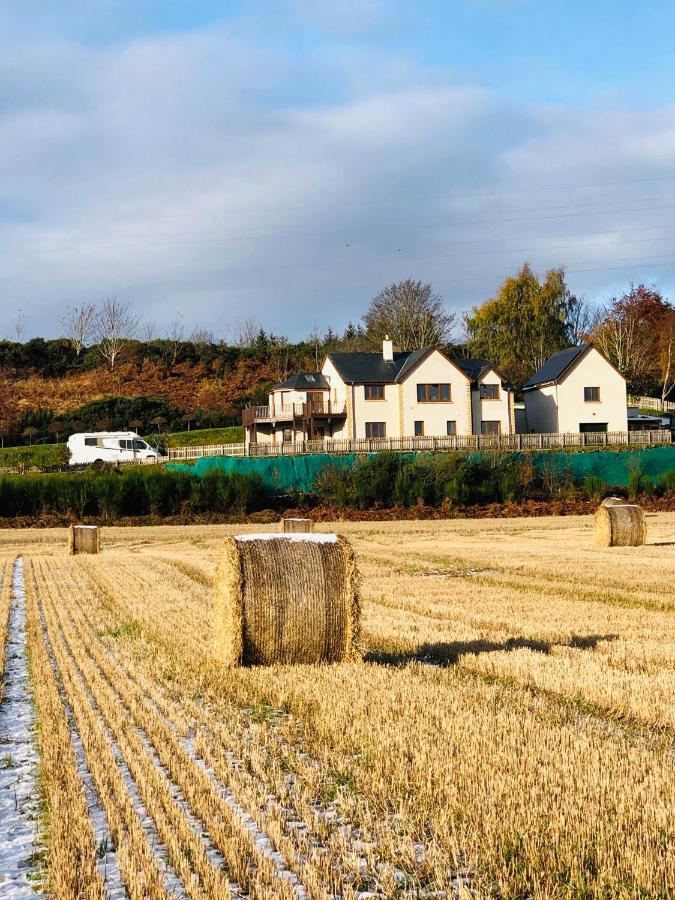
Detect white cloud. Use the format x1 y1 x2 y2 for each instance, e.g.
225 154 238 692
2 22 675 341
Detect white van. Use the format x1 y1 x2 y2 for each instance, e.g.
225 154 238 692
67 432 161 466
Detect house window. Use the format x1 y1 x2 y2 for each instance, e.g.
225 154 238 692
282 428 292 442
417 383 451 402
480 383 500 400
584 386 601 402
446 421 456 435
414 421 425 436
364 384 385 400
365 422 386 439
481 421 501 435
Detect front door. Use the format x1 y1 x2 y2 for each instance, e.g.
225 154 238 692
306 392 324 412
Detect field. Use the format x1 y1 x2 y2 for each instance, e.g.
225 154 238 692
0 514 673 897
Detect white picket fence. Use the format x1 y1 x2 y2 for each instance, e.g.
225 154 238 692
168 429 672 461
628 394 675 413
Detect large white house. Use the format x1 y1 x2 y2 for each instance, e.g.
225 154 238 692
243 339 515 445
523 344 627 434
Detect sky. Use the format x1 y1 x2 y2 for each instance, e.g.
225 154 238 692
2 0 675 342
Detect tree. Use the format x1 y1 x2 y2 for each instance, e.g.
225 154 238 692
362 279 454 350
47 421 65 443
181 412 195 432
659 309 675 403
234 317 260 349
195 382 226 427
22 426 38 445
591 284 674 395
13 310 27 343
62 303 96 356
149 415 168 433
464 264 577 386
95 296 139 371
165 316 185 370
129 418 144 432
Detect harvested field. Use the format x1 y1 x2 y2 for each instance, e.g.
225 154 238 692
0 513 673 897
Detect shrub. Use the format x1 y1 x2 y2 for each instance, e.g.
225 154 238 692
582 475 608 501
628 468 653 498
658 469 675 493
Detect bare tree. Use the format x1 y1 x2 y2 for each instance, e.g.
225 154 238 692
363 279 454 351
271 336 292 382
62 303 97 356
95 296 139 372
567 296 601 345
660 310 675 403
592 308 653 388
142 318 157 341
165 315 185 369
234 316 260 349
13 310 28 343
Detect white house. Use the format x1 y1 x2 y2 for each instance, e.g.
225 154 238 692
243 340 515 445
523 344 627 434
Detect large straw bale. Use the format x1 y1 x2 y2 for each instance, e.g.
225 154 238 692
594 504 646 547
214 534 360 665
281 518 314 533
68 525 100 555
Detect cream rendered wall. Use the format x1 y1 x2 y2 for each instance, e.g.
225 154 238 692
524 385 559 432
557 349 627 432
351 383 400 438
321 358 349 439
400 350 472 436
471 369 513 435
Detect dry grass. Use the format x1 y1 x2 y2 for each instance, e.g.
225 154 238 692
6 512 675 896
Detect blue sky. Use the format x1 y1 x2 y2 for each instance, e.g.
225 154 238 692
2 0 675 340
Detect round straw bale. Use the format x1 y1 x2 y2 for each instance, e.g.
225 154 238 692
68 525 100 555
600 496 626 507
214 533 360 666
281 518 314 533
594 504 646 547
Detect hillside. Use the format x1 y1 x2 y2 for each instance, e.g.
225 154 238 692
0 337 320 444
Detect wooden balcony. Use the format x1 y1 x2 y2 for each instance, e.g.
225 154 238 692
243 401 346 426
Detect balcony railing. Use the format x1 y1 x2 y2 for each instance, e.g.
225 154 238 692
168 429 672 460
242 401 346 425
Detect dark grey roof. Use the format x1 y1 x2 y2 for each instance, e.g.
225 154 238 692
523 345 589 391
273 372 330 391
326 348 435 384
454 357 512 388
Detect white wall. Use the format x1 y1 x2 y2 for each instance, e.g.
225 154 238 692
351 383 400 438
471 369 513 435
557 348 627 432
400 350 472 436
524 384 559 432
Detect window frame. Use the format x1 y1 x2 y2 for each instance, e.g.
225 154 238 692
414 420 425 437
365 422 386 439
446 420 457 436
481 420 501 436
364 384 385 401
416 383 452 403
479 383 500 400
584 386 601 403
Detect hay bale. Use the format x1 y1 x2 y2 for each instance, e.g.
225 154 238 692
594 504 646 547
214 533 360 666
68 525 100 555
600 496 626 507
281 518 314 533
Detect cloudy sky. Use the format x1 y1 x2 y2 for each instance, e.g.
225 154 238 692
2 0 675 341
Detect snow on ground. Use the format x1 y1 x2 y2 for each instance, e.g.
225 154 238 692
0 559 46 898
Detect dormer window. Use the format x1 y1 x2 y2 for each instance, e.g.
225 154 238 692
306 375 316 383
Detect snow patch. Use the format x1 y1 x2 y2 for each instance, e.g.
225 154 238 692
0 558 46 898
235 533 336 543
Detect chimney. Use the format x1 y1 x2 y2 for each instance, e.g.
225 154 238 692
382 335 393 362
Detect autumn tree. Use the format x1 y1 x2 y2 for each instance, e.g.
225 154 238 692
195 381 227 427
95 296 139 372
362 279 454 351
62 303 97 356
463 264 578 386
590 284 675 395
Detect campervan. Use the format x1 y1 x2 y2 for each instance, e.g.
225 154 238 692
67 432 161 466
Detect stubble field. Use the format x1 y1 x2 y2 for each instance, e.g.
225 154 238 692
0 513 673 898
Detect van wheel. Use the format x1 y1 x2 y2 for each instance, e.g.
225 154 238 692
92 458 104 468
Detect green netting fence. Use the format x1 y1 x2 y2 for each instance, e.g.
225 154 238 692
170 445 675 496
